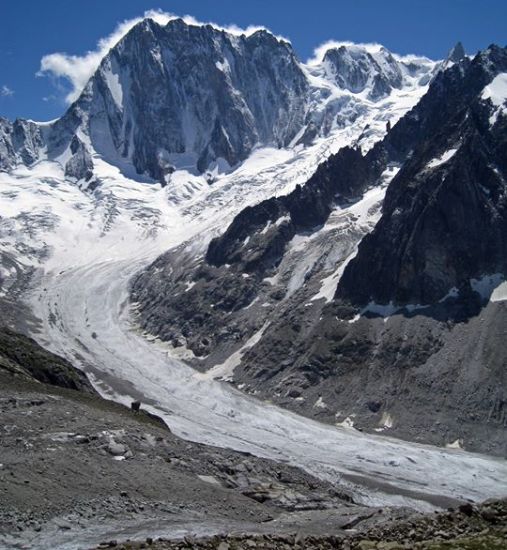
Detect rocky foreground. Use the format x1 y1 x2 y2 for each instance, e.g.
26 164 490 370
99 499 507 549
1 328 505 550
0 336 411 549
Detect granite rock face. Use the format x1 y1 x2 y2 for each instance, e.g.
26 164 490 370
0 19 309 180
447 41 466 63
206 146 372 273
337 44 507 306
0 118 44 172
64 136 94 181
69 18 310 179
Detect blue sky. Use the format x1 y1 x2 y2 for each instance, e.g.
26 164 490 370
1 0 506 121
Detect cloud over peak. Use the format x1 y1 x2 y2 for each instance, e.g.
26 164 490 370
37 9 286 104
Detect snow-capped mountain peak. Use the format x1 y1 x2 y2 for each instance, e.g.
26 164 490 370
320 44 403 99
45 17 310 181
437 41 467 74
1 18 437 183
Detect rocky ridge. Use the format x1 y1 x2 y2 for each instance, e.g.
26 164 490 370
0 326 95 393
337 44 507 306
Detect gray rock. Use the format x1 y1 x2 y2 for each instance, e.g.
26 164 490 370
63 18 309 180
0 118 43 172
106 441 127 456
0 20 435 184
64 136 93 181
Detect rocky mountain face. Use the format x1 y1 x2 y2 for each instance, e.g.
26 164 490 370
66 18 310 179
205 146 372 272
322 45 405 100
447 41 467 63
337 44 507 306
438 41 467 74
0 118 44 172
0 18 436 182
132 45 507 455
1 18 310 180
303 45 435 139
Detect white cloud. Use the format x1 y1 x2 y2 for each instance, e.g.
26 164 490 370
37 9 288 104
0 85 14 97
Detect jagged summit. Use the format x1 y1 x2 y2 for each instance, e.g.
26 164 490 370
315 42 436 91
436 41 467 74
16 17 310 181
447 41 466 63
89 16 306 175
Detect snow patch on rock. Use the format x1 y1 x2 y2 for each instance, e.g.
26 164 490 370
481 72 507 126
427 147 458 168
471 273 507 302
196 322 269 382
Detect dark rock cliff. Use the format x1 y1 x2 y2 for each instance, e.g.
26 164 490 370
337 45 507 306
